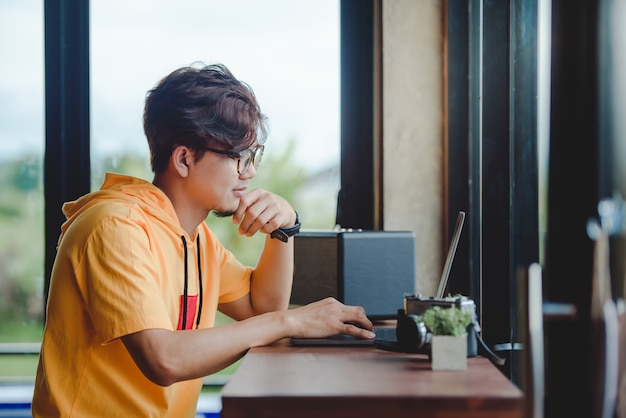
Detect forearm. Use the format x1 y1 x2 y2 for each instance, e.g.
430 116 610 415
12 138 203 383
230 189 297 314
122 310 293 386
123 298 375 386
249 234 294 314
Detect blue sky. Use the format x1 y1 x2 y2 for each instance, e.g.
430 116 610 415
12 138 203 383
1 0 340 171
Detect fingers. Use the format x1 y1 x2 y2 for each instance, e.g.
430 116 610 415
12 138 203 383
235 202 275 237
233 189 293 236
343 323 376 340
291 298 375 339
341 306 375 339
322 297 373 329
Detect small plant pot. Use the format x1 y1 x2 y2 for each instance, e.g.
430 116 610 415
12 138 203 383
431 334 467 371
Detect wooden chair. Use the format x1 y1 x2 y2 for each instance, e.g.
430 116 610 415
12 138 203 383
518 263 545 418
617 299 626 418
589 227 620 418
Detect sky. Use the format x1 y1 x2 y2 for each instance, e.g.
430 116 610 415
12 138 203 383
0 0 341 171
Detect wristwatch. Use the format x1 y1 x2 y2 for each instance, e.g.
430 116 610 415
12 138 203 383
270 211 301 242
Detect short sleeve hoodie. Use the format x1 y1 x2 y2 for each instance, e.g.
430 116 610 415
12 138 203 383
32 172 252 417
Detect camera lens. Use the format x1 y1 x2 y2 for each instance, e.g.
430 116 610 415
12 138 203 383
396 313 429 353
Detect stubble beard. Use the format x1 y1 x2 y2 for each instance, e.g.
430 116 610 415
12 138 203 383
212 209 236 218
212 197 239 219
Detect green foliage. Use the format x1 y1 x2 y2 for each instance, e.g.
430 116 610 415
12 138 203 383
0 137 339 346
420 306 473 336
91 153 152 189
0 355 39 378
0 154 45 328
0 321 42 343
252 138 309 200
11 156 41 192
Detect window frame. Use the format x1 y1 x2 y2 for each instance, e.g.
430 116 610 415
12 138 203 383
340 0 540 385
440 0 541 384
44 0 91 313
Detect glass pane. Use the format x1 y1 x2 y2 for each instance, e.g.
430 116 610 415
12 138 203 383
0 0 45 382
538 0 551 266
91 0 340 267
609 0 626 296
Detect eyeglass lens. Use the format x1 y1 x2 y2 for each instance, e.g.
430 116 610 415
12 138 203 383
239 146 264 174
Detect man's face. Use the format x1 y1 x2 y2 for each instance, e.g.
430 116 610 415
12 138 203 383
187 147 257 217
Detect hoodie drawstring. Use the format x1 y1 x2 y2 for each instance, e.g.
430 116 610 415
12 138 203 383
196 236 203 327
180 235 203 330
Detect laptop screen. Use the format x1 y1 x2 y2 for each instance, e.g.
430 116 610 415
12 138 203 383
435 211 466 298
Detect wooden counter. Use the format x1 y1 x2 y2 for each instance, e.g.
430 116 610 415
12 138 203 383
221 339 523 418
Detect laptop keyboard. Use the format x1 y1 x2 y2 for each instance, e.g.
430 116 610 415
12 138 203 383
374 327 397 342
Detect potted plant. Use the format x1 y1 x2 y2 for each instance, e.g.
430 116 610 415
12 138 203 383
421 305 473 370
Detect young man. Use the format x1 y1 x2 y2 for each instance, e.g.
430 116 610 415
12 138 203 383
32 63 374 417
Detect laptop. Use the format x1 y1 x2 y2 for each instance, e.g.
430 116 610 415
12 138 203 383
290 211 466 347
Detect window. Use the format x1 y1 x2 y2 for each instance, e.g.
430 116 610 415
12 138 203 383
90 0 341 266
0 1 45 381
0 0 341 391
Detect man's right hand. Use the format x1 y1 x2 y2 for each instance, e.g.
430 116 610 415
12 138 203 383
286 297 375 340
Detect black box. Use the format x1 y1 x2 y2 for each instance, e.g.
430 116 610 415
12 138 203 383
291 230 416 319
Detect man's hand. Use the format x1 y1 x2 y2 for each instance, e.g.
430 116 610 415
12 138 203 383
287 297 376 340
232 188 296 237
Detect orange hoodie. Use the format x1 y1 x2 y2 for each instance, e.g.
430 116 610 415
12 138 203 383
32 172 251 417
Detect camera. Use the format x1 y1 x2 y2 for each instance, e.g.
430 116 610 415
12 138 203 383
374 294 505 366
394 294 479 356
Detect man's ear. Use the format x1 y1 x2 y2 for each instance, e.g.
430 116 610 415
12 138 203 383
171 146 191 177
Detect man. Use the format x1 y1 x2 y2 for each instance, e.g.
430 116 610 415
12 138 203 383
32 63 374 417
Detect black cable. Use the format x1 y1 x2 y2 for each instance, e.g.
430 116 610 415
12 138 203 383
196 235 203 329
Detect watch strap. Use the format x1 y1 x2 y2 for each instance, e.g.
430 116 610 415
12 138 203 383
270 211 301 242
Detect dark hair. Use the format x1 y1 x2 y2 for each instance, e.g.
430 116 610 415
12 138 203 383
143 63 268 173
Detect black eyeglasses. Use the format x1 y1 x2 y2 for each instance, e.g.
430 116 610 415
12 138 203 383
201 144 264 175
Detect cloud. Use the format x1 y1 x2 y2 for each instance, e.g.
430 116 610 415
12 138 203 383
1 0 340 169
